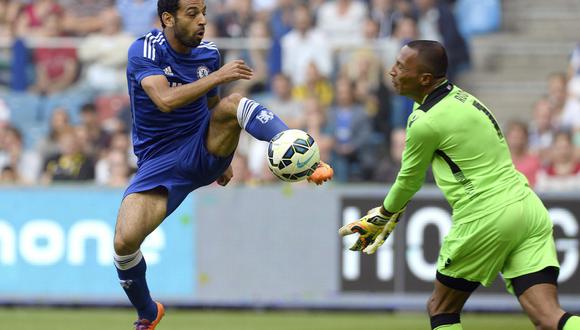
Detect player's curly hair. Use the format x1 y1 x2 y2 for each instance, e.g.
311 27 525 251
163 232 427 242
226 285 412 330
158 0 180 29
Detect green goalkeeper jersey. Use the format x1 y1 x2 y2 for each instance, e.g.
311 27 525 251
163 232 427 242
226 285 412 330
383 81 530 224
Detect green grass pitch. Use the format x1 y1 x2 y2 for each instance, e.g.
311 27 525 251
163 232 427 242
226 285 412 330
0 307 534 330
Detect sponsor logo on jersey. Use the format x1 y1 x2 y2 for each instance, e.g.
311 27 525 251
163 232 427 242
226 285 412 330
197 66 210 79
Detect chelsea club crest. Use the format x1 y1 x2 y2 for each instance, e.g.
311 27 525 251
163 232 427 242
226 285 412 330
197 66 210 79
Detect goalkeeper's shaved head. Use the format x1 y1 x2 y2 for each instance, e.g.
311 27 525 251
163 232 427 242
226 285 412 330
389 40 449 103
406 40 448 78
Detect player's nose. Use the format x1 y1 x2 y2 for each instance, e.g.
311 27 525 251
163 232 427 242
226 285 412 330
199 13 207 25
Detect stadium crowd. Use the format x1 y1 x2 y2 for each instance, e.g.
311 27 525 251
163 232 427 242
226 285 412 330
0 0 578 192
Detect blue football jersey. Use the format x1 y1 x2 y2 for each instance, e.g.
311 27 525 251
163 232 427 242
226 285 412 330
126 29 221 165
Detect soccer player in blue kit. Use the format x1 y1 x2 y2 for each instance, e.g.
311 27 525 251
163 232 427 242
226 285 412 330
113 1 334 328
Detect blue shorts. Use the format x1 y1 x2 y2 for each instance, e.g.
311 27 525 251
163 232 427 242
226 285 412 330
124 119 233 217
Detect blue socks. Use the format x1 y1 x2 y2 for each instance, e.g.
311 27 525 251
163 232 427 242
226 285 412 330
236 97 288 142
114 250 157 321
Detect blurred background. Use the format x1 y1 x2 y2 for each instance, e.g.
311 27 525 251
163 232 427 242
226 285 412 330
0 0 579 329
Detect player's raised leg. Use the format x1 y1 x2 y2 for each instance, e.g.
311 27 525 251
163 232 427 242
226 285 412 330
426 276 478 330
114 187 167 329
205 93 287 157
205 93 333 183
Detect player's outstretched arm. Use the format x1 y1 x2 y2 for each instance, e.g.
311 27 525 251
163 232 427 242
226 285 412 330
383 112 439 213
141 60 253 113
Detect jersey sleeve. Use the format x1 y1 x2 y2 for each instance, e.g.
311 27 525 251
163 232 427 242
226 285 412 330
383 111 440 212
127 39 164 85
207 46 221 98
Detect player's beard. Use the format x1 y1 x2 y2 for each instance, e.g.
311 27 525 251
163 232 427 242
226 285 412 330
174 22 202 48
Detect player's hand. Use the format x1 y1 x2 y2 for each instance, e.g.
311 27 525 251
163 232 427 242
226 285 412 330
215 60 253 83
216 165 233 186
338 206 405 254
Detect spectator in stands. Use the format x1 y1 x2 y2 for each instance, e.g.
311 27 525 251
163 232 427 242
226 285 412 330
303 97 333 163
535 130 580 192
77 9 134 93
116 0 158 37
370 0 397 38
0 165 17 184
95 149 132 187
108 130 134 159
37 107 73 160
292 62 334 109
14 0 63 38
41 128 95 183
560 78 580 131
263 73 305 129
316 0 368 46
0 97 10 126
59 0 115 36
528 97 555 159
232 19 270 95
547 72 568 125
0 125 41 184
253 0 277 17
0 0 21 39
568 43 580 82
373 128 406 182
79 103 111 156
268 0 295 78
413 0 470 80
282 4 332 86
215 0 254 39
506 121 541 187
326 77 374 182
14 0 79 94
340 19 384 116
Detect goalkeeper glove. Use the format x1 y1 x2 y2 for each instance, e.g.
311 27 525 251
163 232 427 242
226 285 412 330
338 206 405 255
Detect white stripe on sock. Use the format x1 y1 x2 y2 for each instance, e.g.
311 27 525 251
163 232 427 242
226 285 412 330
114 250 143 270
236 97 260 129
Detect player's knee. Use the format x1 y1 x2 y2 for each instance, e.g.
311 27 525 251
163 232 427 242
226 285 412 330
220 93 243 113
427 295 460 316
214 93 244 124
427 295 439 316
114 233 140 255
226 93 243 105
530 313 560 330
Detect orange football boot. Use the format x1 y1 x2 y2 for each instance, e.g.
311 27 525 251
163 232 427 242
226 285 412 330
307 161 334 185
134 302 165 330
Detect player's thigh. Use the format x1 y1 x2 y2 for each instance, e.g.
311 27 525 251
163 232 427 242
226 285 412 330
437 212 517 288
114 187 168 254
517 282 565 330
503 193 560 294
206 93 244 157
427 278 474 315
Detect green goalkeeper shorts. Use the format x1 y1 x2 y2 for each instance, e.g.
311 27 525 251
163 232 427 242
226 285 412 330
437 191 560 294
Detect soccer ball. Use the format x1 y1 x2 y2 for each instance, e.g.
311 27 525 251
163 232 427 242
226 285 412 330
267 129 320 182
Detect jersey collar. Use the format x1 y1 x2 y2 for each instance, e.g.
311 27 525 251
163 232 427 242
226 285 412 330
418 80 453 112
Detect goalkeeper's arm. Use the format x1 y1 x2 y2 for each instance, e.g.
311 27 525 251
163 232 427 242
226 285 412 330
340 111 439 254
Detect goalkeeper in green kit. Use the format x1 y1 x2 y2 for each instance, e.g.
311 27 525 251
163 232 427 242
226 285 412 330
339 40 580 330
